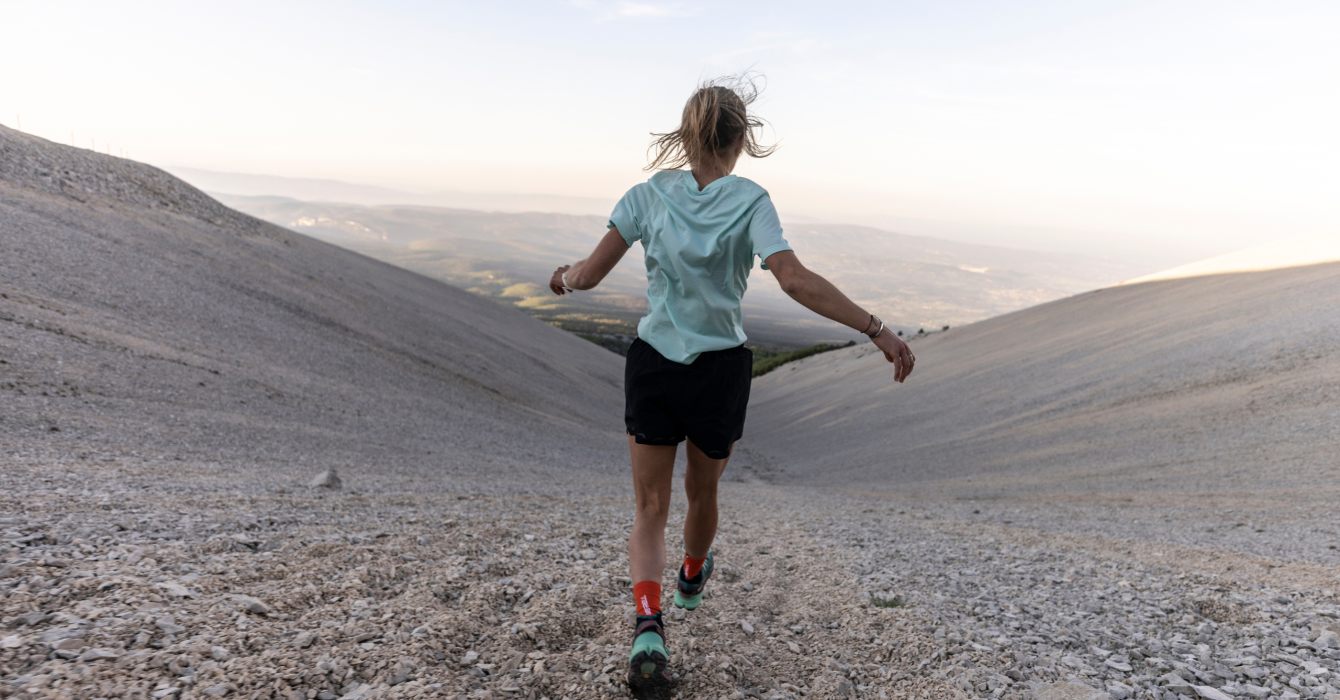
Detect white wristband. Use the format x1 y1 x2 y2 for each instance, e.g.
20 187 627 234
561 271 574 291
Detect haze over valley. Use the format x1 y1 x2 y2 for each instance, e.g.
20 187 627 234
186 168 1148 351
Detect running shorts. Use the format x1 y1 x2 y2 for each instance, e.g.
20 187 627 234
624 337 752 459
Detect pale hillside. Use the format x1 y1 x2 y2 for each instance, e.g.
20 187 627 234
746 258 1340 495
0 125 628 491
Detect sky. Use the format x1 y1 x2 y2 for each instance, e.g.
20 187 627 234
3 0 1338 268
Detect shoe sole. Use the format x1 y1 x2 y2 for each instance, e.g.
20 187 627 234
673 590 703 610
627 649 672 688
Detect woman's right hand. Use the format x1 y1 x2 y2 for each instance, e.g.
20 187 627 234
549 265 573 295
872 330 915 383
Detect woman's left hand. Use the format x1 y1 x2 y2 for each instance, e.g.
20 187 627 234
872 330 916 383
549 265 573 295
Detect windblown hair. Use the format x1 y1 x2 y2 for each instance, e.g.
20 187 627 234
646 74 776 171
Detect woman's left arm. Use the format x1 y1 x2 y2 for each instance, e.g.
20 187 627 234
549 227 631 295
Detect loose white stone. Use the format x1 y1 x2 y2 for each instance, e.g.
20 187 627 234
1033 680 1108 700
1193 686 1233 700
77 648 121 662
338 684 373 700
156 615 186 635
309 469 342 489
231 594 272 615
157 581 194 598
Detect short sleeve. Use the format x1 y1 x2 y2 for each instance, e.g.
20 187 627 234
749 196 791 270
608 187 643 246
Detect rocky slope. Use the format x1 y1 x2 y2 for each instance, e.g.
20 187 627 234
747 260 1340 498
0 124 628 493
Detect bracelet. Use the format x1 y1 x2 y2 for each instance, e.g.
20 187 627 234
561 271 574 291
864 314 883 338
868 322 885 339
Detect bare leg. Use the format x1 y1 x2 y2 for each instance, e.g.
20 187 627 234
628 437 677 585
683 439 731 559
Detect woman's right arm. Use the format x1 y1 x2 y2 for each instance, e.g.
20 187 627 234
548 228 630 295
765 250 916 383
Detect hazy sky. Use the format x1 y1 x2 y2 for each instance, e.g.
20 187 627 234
3 1 1338 267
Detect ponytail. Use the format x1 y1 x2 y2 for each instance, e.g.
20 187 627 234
646 74 776 171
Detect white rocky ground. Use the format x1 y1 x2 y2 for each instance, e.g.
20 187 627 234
3 456 1338 700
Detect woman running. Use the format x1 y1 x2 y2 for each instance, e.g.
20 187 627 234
547 75 915 689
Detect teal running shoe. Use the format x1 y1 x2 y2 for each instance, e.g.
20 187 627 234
673 550 713 610
627 613 672 688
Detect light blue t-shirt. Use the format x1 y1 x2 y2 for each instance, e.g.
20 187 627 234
609 170 792 364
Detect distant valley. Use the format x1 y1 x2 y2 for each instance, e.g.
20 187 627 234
207 187 1149 350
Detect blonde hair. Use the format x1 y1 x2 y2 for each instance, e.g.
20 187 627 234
646 74 776 172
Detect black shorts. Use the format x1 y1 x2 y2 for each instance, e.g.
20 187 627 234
624 337 753 460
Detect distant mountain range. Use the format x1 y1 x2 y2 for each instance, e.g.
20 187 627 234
166 167 617 216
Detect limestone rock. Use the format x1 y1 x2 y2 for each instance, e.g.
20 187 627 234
1033 680 1108 700
156 615 187 635
338 684 373 700
1160 674 1196 694
53 637 85 651
157 581 194 598
77 648 121 662
309 469 342 489
232 594 272 615
16 611 48 626
1194 686 1234 700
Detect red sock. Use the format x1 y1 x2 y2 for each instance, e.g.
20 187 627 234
684 555 706 579
633 580 661 617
